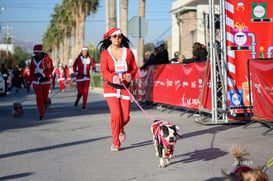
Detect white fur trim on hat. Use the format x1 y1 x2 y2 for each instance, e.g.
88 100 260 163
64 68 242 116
111 29 122 36
81 46 88 51
33 44 43 53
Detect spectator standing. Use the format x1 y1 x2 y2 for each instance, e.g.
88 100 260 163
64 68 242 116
98 27 138 151
30 44 54 120
170 52 185 64
169 51 179 64
12 65 24 92
182 42 208 64
73 46 96 110
144 51 151 64
140 40 169 70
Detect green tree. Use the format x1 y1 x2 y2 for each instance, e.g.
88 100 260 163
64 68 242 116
87 43 100 64
43 0 99 66
12 47 31 68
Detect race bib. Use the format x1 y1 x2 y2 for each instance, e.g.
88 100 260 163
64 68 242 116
115 61 127 74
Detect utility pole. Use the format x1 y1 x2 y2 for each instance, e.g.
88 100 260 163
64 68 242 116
0 6 6 63
138 0 145 67
2 25 13 61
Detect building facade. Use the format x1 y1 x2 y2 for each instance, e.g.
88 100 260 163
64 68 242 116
170 0 219 58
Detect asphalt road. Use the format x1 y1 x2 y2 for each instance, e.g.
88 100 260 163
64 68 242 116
0 87 272 181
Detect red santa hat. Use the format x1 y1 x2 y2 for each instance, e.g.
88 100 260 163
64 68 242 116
81 46 89 51
103 27 122 40
33 44 43 53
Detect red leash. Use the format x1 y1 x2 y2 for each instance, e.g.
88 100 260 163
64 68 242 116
122 83 183 138
122 83 155 122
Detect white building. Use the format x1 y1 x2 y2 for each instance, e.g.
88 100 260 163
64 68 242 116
0 43 15 54
170 0 219 58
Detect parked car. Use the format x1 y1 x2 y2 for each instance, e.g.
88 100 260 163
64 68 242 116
0 72 6 95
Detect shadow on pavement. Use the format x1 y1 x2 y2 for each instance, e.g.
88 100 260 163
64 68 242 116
0 136 111 159
179 125 237 140
120 140 153 151
172 147 228 164
204 177 226 181
0 172 34 180
0 88 110 132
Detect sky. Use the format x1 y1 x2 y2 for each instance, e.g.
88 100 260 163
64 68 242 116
0 0 176 49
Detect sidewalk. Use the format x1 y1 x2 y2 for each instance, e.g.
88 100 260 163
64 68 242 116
0 87 272 181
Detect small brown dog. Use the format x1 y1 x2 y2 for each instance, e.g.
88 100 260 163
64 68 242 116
12 102 24 117
222 144 269 181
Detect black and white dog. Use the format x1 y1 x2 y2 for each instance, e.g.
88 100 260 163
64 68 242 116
151 120 181 168
12 102 24 117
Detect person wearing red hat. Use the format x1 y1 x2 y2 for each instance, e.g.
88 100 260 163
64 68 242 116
65 65 73 89
55 63 66 92
73 46 96 110
98 27 138 151
30 44 54 120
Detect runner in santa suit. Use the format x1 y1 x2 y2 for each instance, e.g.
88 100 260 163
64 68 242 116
55 63 66 92
98 27 138 151
73 46 96 110
23 66 31 92
30 44 54 120
65 65 73 89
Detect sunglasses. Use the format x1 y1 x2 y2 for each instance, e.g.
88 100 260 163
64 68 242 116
111 34 122 39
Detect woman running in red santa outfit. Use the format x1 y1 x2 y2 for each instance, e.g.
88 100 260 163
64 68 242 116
73 46 96 110
55 63 66 92
98 27 138 151
65 65 73 89
30 44 54 120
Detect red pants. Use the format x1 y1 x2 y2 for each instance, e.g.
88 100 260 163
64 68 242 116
33 84 51 117
76 80 90 107
58 80 65 91
106 97 130 147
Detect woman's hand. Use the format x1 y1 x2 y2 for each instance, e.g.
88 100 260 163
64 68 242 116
113 75 121 84
123 73 131 83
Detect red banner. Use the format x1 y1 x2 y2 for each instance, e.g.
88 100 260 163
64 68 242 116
133 63 211 110
250 59 273 121
225 0 273 115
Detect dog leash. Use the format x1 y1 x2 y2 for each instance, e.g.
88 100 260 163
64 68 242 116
122 82 183 138
122 83 155 122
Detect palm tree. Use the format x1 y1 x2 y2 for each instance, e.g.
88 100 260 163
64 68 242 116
109 0 116 30
121 0 128 36
43 14 61 66
43 0 100 66
69 0 99 60
105 0 109 31
62 0 74 66
55 4 66 65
